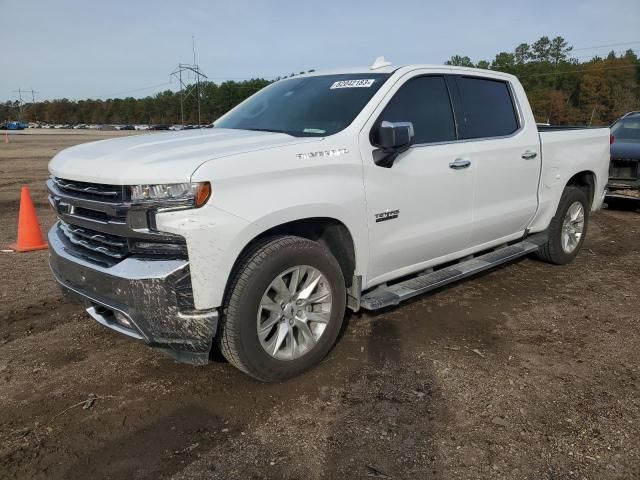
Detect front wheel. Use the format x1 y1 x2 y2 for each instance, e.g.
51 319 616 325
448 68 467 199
218 235 346 382
535 186 590 265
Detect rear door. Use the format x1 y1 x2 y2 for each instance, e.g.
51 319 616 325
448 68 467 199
450 76 541 246
359 73 475 285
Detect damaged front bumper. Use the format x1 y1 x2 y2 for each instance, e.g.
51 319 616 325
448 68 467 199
48 225 218 365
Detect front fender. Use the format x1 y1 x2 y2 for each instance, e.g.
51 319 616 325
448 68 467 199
156 202 368 310
250 202 367 274
155 204 262 310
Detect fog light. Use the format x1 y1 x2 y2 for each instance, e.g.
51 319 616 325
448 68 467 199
113 311 133 329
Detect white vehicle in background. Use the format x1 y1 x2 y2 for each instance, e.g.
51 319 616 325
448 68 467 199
47 59 610 382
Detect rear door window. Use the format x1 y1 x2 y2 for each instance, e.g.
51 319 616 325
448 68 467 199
455 77 519 139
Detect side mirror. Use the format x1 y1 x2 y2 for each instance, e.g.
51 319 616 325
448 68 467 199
373 121 415 168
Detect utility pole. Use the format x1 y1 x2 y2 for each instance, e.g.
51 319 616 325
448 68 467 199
170 37 208 126
30 89 40 123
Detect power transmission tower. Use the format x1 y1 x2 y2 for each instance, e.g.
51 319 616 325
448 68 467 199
12 88 24 122
12 88 39 123
170 37 208 126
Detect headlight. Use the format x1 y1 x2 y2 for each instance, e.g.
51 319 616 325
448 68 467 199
129 182 211 208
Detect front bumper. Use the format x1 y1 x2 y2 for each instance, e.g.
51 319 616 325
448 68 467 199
48 225 218 365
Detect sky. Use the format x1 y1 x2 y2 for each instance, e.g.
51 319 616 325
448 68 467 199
1 0 639 101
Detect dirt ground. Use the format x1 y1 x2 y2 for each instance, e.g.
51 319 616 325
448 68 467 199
0 132 639 480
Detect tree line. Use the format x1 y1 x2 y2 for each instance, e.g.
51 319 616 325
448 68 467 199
0 78 272 126
2 36 639 126
446 36 640 125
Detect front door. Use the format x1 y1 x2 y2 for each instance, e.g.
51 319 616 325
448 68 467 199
359 73 476 286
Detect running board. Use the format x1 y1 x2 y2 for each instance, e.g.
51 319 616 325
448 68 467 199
360 234 547 310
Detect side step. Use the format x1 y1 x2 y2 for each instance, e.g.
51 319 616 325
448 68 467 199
360 234 547 310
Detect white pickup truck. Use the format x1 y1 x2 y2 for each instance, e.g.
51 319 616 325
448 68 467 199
47 60 610 381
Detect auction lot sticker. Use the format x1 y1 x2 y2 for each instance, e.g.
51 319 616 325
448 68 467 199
330 79 375 89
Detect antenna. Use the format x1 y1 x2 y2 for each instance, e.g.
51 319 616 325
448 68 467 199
370 56 392 70
170 37 208 126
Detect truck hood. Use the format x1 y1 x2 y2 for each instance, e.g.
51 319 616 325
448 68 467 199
48 128 318 184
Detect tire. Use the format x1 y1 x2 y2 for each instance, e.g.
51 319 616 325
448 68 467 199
218 235 346 382
535 186 590 265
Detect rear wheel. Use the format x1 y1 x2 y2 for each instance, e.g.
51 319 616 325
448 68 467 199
536 186 589 265
218 235 346 382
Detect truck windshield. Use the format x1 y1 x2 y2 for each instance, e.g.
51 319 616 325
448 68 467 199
214 73 391 137
612 117 640 142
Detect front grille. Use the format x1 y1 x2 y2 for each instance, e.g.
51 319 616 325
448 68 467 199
52 177 126 202
59 221 129 259
72 206 113 223
49 177 188 265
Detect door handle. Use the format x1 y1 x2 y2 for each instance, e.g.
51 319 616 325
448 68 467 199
449 159 471 170
521 151 538 160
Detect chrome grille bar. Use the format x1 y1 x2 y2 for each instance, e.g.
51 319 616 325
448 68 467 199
52 177 123 200
62 223 127 247
59 222 128 259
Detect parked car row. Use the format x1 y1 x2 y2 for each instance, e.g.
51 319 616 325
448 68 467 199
0 121 28 130
1 122 209 131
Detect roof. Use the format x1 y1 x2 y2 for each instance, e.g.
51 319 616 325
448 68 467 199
289 59 518 83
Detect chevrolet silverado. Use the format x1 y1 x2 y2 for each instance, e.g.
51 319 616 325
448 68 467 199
47 59 610 381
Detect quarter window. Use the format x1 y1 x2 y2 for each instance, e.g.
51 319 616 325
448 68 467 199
456 77 519 139
376 76 456 144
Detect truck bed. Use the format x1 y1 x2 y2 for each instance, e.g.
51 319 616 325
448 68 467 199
526 126 610 233
537 125 607 132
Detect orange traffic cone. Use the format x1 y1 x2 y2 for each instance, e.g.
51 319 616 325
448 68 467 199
9 186 48 252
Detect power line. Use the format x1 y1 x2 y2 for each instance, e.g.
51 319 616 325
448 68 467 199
20 39 640 104
572 41 640 51
519 64 638 79
92 82 173 99
88 77 273 100
201 75 279 81
17 77 273 103
570 49 637 60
